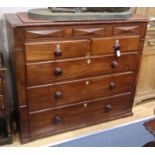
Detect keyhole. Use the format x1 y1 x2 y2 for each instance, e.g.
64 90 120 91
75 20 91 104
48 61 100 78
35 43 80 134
84 103 88 108
85 80 90 85
87 59 91 64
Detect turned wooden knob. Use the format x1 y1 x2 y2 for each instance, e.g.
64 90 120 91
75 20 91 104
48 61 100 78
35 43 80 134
55 91 62 99
55 68 62 76
112 60 118 68
53 116 61 124
104 105 112 112
109 82 116 89
54 44 62 57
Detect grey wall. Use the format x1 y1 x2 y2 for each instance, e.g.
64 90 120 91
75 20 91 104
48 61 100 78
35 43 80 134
0 7 35 112
0 7 35 55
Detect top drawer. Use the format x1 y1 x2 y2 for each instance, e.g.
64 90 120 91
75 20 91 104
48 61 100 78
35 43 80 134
25 28 65 40
25 26 106 40
72 26 105 37
112 25 140 36
25 24 140 40
25 39 90 62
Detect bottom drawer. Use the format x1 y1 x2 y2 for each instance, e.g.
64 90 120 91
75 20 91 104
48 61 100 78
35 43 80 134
29 93 132 137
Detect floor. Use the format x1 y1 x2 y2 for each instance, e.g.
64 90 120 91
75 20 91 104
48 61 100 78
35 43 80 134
4 99 155 147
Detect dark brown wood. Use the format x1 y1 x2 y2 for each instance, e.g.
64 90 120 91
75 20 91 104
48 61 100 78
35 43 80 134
29 93 132 137
25 28 65 39
112 25 140 35
27 72 134 111
26 53 139 86
72 27 105 37
0 95 4 109
5 13 148 143
0 78 2 94
0 53 12 145
143 118 155 147
25 39 90 62
143 141 155 147
92 36 140 55
144 119 155 135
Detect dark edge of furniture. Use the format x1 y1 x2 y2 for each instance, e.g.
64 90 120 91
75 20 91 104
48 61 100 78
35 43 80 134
0 53 12 145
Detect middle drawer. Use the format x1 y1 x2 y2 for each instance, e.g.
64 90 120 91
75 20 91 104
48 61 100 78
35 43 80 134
27 72 135 112
26 53 139 86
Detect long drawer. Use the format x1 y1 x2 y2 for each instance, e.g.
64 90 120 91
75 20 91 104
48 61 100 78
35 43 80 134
26 53 139 86
29 93 132 137
27 72 134 111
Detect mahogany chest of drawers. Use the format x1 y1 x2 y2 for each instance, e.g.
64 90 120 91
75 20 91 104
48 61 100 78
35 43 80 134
5 14 148 143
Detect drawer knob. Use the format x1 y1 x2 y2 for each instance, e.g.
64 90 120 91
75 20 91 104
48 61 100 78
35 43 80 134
54 44 62 57
53 116 61 124
104 104 112 112
55 91 62 99
55 68 62 76
109 82 116 89
112 61 118 68
113 40 121 57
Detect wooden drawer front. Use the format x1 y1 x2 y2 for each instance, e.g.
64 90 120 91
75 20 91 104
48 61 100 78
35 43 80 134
0 95 4 110
25 28 65 39
27 72 134 111
72 27 105 37
0 78 3 94
27 54 139 86
112 25 140 36
25 40 90 62
92 36 140 55
29 93 131 137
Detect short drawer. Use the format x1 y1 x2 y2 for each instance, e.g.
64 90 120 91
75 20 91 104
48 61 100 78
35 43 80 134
26 53 139 86
29 93 132 137
25 28 65 40
112 25 140 36
92 36 140 55
0 95 4 110
27 72 134 111
72 26 105 37
25 39 90 62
